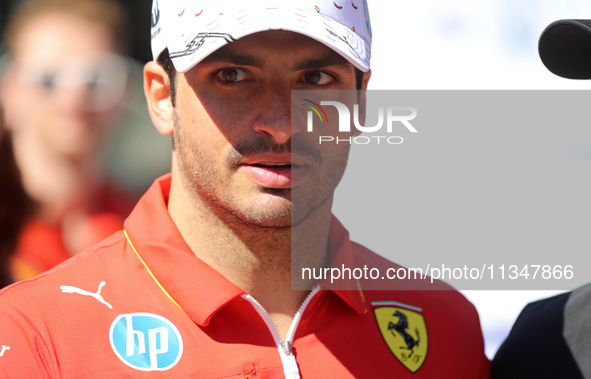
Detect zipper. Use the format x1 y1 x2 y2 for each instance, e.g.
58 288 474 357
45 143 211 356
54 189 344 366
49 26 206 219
242 285 321 379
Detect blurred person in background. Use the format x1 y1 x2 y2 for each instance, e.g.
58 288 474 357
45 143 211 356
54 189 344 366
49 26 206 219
0 105 32 288
491 20 591 379
0 0 135 282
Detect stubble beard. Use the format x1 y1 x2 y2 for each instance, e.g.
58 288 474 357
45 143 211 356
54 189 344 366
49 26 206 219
173 112 349 232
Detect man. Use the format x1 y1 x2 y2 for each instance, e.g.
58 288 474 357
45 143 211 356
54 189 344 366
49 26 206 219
0 0 134 281
0 0 490 377
491 19 591 379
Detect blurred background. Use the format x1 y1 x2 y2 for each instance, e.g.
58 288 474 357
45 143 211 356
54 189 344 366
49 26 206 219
0 0 170 289
1 0 591 360
0 0 170 197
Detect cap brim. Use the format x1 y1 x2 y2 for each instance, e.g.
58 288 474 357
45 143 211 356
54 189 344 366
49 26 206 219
539 19 591 79
168 7 370 74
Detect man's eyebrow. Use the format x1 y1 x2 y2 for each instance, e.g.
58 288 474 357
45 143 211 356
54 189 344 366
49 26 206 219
291 55 351 71
199 50 352 71
199 51 266 68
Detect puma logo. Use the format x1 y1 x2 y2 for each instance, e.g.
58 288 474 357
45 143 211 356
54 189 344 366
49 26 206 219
60 281 113 309
0 346 10 357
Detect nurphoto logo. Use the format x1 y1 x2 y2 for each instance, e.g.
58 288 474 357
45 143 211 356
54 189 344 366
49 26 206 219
303 98 418 145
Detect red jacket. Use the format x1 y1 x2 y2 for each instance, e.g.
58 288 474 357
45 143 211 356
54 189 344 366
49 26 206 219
0 174 490 378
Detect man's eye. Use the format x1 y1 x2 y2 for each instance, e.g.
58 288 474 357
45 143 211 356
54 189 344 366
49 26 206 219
303 71 334 86
217 68 249 83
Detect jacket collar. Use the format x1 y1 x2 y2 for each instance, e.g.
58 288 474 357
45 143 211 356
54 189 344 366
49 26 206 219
124 174 368 326
124 174 245 326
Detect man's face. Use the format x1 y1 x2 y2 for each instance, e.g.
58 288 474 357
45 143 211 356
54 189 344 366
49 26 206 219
171 31 368 228
2 12 125 158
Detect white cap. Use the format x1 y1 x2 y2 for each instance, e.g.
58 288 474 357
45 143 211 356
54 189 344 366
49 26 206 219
150 0 372 73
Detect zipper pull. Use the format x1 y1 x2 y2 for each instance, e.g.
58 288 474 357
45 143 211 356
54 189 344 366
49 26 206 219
280 340 292 355
279 340 300 379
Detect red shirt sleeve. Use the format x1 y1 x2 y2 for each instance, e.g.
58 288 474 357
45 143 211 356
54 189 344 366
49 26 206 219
0 303 55 378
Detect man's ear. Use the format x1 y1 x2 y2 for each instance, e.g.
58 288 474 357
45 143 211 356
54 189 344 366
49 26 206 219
144 61 174 136
353 70 372 137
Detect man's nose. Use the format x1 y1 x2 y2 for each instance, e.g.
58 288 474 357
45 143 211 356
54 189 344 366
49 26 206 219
252 83 302 144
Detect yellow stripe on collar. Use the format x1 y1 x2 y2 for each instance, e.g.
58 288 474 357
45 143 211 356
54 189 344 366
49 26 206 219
124 229 185 313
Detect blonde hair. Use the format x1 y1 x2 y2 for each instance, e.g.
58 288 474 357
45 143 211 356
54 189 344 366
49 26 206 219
4 0 128 56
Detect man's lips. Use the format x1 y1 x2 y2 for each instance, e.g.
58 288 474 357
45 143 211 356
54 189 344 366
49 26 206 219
239 156 309 188
241 153 307 167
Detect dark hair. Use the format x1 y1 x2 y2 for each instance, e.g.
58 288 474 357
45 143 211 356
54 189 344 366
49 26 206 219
156 48 366 106
157 49 177 107
355 68 364 90
0 113 33 287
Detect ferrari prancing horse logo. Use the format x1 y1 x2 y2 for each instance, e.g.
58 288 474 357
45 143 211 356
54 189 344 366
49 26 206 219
372 301 428 373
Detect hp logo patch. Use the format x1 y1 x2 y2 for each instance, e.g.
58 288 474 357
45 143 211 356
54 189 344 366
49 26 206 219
109 313 183 371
